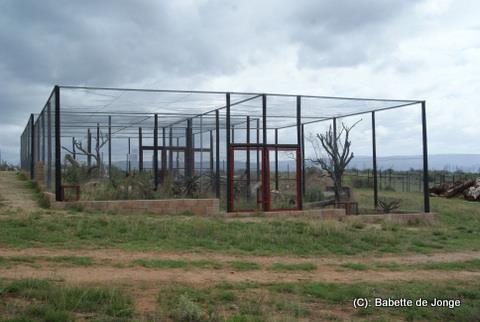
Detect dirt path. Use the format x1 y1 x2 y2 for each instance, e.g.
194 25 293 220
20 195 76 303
1 247 479 267
1 265 479 285
0 171 37 210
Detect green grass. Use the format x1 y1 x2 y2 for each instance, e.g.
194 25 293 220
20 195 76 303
340 262 369 271
340 259 480 272
268 262 317 271
0 279 133 321
133 259 188 269
228 261 261 271
0 255 93 267
16 172 50 208
153 279 480 322
0 183 479 257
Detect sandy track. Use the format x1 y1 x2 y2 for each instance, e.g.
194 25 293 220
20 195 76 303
0 171 37 210
1 264 479 285
1 247 479 266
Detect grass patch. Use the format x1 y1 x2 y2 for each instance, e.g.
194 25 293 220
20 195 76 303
340 262 369 271
17 172 50 208
0 279 133 320
0 255 93 267
229 261 261 271
340 259 480 272
268 262 317 271
153 279 480 321
0 187 479 257
133 258 224 270
45 255 93 266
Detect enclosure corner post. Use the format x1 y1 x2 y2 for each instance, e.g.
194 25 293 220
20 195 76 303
262 94 269 211
54 85 62 201
29 113 35 180
421 101 430 213
215 110 220 199
226 93 232 212
296 95 303 209
108 116 112 177
153 114 159 191
138 127 143 172
371 111 378 209
246 116 251 199
274 128 279 191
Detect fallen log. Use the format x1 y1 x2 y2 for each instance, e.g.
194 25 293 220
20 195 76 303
444 180 475 198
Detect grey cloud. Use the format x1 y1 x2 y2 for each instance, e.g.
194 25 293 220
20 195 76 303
289 0 417 68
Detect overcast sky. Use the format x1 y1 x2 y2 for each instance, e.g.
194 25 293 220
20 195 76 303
0 0 479 163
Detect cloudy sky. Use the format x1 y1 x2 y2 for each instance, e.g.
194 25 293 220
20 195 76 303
0 0 479 164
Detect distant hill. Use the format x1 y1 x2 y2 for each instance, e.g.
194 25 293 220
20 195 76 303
112 154 480 173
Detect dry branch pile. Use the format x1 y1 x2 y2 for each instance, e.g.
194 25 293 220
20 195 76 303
429 178 480 201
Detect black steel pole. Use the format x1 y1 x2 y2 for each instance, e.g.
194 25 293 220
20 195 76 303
301 124 305 198
274 128 279 191
169 127 173 171
128 137 131 174
185 119 193 178
246 116 251 198
256 119 260 182
41 111 45 164
421 101 430 213
29 114 35 179
215 110 220 198
87 129 92 167
47 103 52 189
54 86 62 201
297 96 303 209
372 111 379 208
262 94 268 211
138 127 143 172
226 93 232 212
161 127 166 182
153 114 159 190
72 137 76 160
108 116 112 176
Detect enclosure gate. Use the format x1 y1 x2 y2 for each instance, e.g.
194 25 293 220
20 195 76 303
229 144 302 212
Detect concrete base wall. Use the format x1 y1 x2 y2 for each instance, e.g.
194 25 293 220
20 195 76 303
45 193 219 216
227 208 347 219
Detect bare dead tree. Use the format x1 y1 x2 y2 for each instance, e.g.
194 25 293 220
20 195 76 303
309 120 360 202
62 130 109 176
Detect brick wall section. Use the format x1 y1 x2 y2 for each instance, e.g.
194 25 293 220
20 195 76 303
46 195 220 216
227 208 347 219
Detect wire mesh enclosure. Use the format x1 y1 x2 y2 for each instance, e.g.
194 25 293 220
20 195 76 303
20 85 430 213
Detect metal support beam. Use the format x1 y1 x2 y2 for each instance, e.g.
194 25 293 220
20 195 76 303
29 114 35 180
138 127 143 172
54 86 61 201
168 127 173 171
226 93 232 212
256 119 260 182
108 116 112 176
372 111 378 208
301 124 305 197
262 94 269 211
297 95 303 209
153 114 159 190
161 127 166 182
47 103 52 189
275 128 279 191
87 129 92 167
215 110 220 198
421 101 430 213
72 137 76 160
185 119 194 178
246 116 251 198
